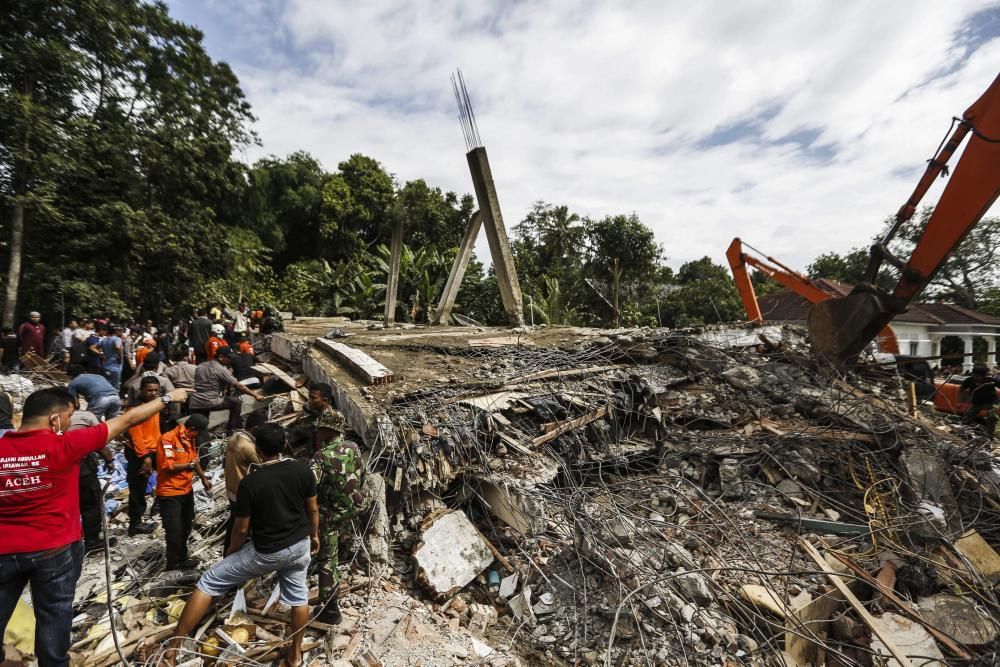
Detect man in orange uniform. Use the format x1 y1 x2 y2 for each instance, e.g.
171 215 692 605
205 324 226 362
125 377 170 536
156 414 212 571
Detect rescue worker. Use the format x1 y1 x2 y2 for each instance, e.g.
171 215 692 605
308 385 364 625
205 324 227 362
156 414 212 570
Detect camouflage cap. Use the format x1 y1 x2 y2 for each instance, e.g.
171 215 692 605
315 408 347 432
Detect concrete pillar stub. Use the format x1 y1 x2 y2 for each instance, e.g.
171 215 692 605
384 219 404 326
987 336 997 366
432 211 482 325
466 147 524 326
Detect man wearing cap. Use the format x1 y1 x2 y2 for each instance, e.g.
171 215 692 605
188 346 265 432
17 311 45 359
306 383 364 625
156 414 212 570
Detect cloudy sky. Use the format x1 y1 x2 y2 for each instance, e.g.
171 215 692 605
167 0 1000 271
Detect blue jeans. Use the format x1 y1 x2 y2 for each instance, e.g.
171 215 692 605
104 369 121 391
198 537 310 606
87 395 121 421
0 541 84 667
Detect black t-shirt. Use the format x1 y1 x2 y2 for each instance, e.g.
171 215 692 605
234 458 316 553
229 352 255 381
962 376 999 405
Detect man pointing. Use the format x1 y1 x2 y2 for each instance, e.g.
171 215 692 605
0 385 189 667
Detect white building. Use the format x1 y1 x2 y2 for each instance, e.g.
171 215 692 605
758 280 1000 370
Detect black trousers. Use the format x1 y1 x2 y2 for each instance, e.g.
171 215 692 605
79 465 103 544
125 448 155 527
191 396 243 431
159 492 194 567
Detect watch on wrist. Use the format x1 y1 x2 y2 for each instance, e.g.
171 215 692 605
161 395 172 405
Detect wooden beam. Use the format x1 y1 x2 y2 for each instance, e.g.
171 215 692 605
532 405 608 446
798 539 915 667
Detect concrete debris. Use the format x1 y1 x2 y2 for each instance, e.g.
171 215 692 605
52 320 1000 667
917 593 998 646
870 612 947 667
412 510 494 597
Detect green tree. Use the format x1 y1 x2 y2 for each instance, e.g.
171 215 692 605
887 208 1000 309
663 257 742 327
584 214 662 326
248 152 329 270
394 179 474 250
321 154 395 259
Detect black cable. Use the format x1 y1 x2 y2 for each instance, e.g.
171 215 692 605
100 474 131 667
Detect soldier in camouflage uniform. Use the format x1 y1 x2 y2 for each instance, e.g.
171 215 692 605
307 384 365 625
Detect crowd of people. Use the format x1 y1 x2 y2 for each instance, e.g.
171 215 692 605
0 304 362 667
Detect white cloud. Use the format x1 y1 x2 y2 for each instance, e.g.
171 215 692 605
173 0 1000 272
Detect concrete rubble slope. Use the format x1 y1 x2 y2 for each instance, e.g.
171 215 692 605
9 320 1000 666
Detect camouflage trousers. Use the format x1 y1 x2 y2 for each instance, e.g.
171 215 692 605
316 511 348 602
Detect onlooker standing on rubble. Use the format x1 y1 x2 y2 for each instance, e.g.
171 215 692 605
222 412 265 553
17 310 45 358
0 385 188 667
124 377 171 536
67 366 121 421
69 410 116 553
187 309 212 364
306 384 364 625
156 414 211 570
164 424 318 667
99 324 125 390
188 347 265 432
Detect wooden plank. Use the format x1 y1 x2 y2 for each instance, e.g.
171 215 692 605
314 338 394 385
798 539 915 667
468 336 534 348
830 552 972 660
251 362 298 389
531 405 609 446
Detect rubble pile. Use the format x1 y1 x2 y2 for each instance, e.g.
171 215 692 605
360 325 1000 666
10 323 1000 666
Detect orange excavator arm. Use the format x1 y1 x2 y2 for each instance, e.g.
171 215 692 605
810 74 1000 362
727 238 900 354
726 238 832 322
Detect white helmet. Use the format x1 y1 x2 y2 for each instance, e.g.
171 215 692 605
211 324 225 336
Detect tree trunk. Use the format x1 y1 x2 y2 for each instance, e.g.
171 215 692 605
612 257 621 329
3 79 32 329
2 204 24 328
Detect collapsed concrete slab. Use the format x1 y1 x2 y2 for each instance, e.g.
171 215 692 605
412 510 493 597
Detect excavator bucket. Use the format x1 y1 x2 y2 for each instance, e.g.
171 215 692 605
807 292 894 362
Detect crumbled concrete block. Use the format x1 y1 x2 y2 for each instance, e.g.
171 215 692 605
918 594 998 646
413 511 493 597
870 612 946 667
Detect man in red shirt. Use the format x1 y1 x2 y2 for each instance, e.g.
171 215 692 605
0 384 188 667
156 415 212 571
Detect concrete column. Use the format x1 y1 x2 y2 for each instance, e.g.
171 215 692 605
466 147 524 327
384 218 404 326
432 211 482 325
930 336 942 359
962 335 975 371
987 336 997 367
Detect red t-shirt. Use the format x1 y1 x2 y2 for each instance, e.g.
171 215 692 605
0 423 109 554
